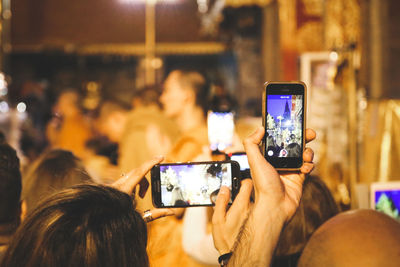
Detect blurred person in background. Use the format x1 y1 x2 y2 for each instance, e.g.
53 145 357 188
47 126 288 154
82 137 120 184
0 142 25 261
161 69 209 162
46 90 92 159
22 149 92 212
97 86 179 210
147 69 213 267
121 85 179 184
272 175 339 267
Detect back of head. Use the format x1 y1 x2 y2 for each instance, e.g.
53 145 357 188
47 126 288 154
132 85 161 108
0 143 21 228
22 149 91 212
174 69 209 114
97 100 131 142
298 209 400 267
1 185 149 267
274 176 338 258
98 100 131 120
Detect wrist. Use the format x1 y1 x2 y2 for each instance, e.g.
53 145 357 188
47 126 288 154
254 197 287 225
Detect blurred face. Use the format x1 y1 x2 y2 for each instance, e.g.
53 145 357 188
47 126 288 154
98 112 125 143
160 71 188 118
55 92 79 117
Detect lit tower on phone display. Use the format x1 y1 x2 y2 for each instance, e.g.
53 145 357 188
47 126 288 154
283 100 291 122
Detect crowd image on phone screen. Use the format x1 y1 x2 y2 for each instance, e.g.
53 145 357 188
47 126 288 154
160 163 232 206
266 94 303 158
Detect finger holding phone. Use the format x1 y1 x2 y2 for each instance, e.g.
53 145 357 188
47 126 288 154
111 156 175 222
212 81 315 266
212 126 315 266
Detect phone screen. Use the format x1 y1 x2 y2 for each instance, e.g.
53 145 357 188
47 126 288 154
157 162 234 207
230 154 249 171
207 111 234 152
266 94 303 158
264 83 305 169
374 189 400 220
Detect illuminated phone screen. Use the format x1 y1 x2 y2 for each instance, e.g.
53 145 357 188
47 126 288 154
207 111 234 152
265 94 303 158
374 190 400 220
230 154 249 171
159 162 232 206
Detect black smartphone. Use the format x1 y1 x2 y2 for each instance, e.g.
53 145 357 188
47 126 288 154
151 160 241 208
227 152 251 179
207 111 235 154
262 82 306 170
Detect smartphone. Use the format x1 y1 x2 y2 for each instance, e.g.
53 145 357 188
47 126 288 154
228 152 251 178
151 160 241 208
207 111 235 153
262 82 306 170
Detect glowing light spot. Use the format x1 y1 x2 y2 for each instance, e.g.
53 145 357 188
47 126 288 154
17 102 26 113
0 101 9 113
329 51 338 61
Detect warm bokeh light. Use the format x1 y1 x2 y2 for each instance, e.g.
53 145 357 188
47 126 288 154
0 101 9 113
17 102 27 113
119 0 178 4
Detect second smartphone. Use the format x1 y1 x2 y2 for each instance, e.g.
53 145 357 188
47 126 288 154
151 161 241 208
262 82 306 170
227 152 251 179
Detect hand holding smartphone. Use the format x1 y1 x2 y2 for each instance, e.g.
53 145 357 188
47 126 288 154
262 82 306 170
151 161 241 208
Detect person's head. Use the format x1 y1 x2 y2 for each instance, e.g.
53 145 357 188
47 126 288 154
132 85 161 109
286 143 301 157
0 143 22 230
274 176 339 258
22 149 92 212
1 184 149 267
160 69 209 118
54 90 82 118
298 209 400 267
97 100 130 143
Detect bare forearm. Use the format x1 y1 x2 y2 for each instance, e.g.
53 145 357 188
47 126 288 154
228 202 285 267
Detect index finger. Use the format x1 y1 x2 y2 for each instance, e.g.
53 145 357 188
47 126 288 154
112 156 164 194
212 186 231 225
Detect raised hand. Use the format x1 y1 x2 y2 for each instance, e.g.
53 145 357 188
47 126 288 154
112 156 175 222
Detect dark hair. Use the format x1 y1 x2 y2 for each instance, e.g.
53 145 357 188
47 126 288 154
272 176 339 266
0 131 5 144
22 149 92 212
132 85 161 106
1 184 149 267
286 143 301 158
0 143 22 226
174 69 210 114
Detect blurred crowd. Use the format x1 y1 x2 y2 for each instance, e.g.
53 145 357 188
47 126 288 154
0 69 399 267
